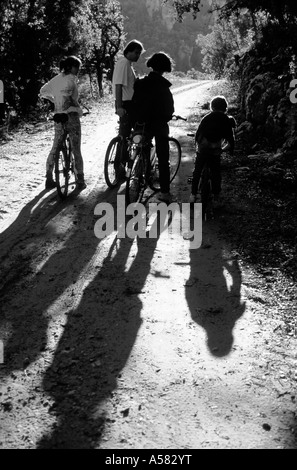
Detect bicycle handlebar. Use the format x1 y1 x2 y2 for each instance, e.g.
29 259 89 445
134 114 187 126
81 104 90 116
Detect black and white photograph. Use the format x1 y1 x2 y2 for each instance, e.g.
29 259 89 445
0 0 296 452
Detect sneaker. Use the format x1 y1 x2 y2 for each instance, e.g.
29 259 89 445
158 192 174 203
76 174 86 190
45 178 56 189
76 181 87 190
45 171 56 189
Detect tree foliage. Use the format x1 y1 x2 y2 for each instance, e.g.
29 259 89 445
169 0 297 77
73 0 125 96
219 0 297 23
120 0 213 73
0 0 124 116
0 0 50 112
163 0 204 21
164 0 297 22
196 11 255 77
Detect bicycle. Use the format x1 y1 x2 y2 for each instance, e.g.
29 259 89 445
125 115 186 204
188 133 229 220
54 109 89 199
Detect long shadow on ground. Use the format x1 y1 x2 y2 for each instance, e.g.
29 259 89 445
185 226 246 357
178 130 246 357
36 228 159 448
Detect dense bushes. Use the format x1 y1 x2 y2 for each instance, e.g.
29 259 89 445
235 22 297 151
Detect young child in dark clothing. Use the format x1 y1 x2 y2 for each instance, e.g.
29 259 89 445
189 95 236 205
132 52 175 203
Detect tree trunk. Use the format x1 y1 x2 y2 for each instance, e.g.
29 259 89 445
96 64 104 98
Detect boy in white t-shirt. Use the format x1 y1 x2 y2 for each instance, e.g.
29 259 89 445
112 40 144 162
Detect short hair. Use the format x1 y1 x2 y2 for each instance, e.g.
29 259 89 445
210 96 228 112
146 52 172 73
60 56 82 74
124 40 144 55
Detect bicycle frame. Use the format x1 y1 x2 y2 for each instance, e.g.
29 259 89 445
54 109 89 198
126 125 151 173
128 115 185 180
105 115 185 191
125 120 183 204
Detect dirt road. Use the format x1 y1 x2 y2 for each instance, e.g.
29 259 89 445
0 80 296 449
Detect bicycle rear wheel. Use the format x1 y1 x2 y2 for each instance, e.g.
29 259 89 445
104 136 124 188
125 152 145 204
150 137 182 191
55 145 70 199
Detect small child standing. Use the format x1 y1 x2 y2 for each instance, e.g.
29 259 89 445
189 95 236 206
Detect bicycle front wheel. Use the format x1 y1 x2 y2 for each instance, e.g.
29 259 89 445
125 153 145 205
150 137 181 191
55 146 69 199
169 137 182 182
104 136 124 188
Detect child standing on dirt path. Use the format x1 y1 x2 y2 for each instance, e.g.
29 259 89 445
189 95 236 207
132 52 175 204
39 55 86 190
112 39 144 163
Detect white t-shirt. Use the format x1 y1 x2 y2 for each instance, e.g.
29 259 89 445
112 56 136 101
40 72 83 116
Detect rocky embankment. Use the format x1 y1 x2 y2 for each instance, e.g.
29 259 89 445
232 28 297 193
